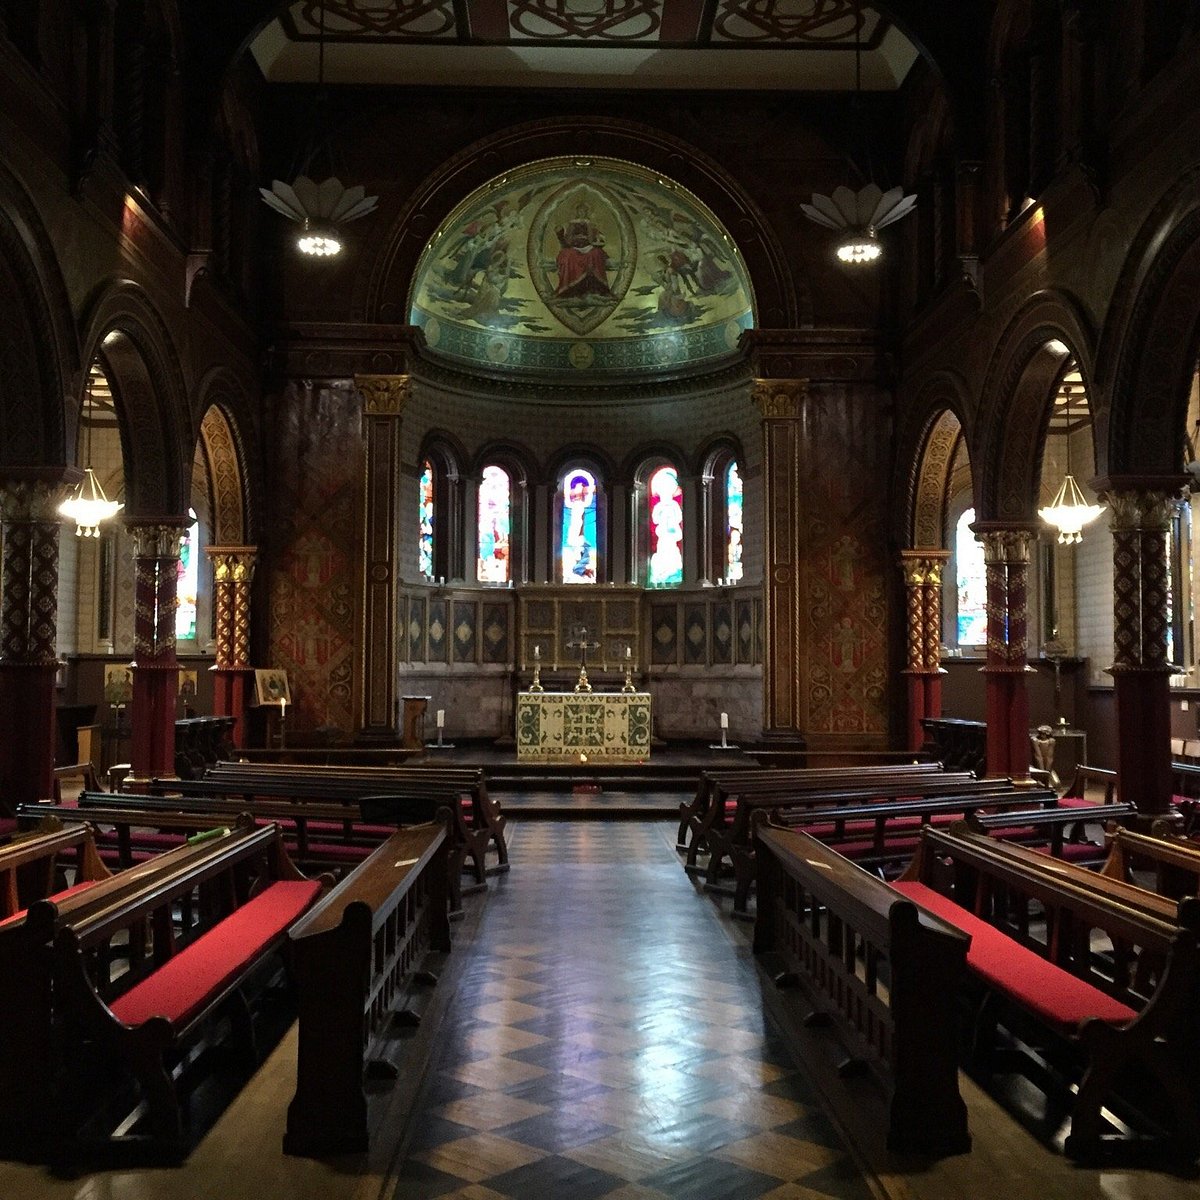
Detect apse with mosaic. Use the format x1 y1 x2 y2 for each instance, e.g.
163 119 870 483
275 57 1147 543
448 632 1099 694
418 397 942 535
408 157 756 375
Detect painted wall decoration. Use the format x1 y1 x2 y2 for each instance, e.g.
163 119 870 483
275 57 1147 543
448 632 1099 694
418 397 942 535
560 469 599 583
477 464 511 583
409 156 755 375
726 460 744 582
647 465 683 587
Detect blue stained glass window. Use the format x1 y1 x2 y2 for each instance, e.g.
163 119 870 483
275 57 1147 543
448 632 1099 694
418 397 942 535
477 465 511 583
956 508 987 645
419 460 434 579
726 461 744 582
647 465 684 587
176 508 199 641
560 469 598 584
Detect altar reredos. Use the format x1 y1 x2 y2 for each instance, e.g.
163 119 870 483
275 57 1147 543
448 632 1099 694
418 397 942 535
408 156 756 379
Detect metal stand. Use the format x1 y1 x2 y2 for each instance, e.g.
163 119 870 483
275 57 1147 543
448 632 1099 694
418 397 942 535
709 727 739 751
426 726 456 750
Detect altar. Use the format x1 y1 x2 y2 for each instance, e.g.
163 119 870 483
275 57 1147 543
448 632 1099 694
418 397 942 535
515 691 652 763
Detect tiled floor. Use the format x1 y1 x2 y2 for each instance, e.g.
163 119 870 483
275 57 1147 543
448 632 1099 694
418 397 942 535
393 821 876 1200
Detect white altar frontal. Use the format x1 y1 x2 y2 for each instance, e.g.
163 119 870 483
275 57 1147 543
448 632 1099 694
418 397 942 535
515 691 652 763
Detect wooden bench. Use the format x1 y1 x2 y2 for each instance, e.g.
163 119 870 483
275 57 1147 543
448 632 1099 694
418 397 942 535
677 762 946 851
53 822 326 1145
894 824 1200 1161
969 801 1137 863
208 762 508 872
0 817 110 919
1101 825 1200 899
753 825 971 1157
285 824 451 1156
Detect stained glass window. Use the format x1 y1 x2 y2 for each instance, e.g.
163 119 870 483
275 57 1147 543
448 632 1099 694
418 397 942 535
477 464 511 583
647 465 683 587
176 508 199 641
560 469 598 584
956 508 987 645
726 461 744 582
419 460 434 579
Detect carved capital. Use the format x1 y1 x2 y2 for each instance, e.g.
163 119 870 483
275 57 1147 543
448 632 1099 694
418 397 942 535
127 522 186 559
0 479 73 524
899 550 949 587
752 378 807 420
1104 489 1178 533
206 545 258 584
978 528 1035 566
356 373 411 417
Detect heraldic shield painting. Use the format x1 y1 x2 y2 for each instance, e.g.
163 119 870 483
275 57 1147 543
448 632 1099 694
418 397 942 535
408 157 756 375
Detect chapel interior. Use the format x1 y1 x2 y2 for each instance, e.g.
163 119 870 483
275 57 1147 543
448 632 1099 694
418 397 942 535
4 2 1200 1198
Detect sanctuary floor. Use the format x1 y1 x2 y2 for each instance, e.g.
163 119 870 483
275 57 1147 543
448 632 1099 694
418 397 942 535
2 818 1198 1200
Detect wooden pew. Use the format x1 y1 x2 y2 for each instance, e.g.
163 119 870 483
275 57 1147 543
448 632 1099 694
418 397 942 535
53 822 325 1146
206 761 507 871
968 801 1137 863
753 825 971 1157
1059 764 1118 808
894 824 1200 1161
677 761 945 851
1101 825 1200 900
285 824 451 1156
0 817 110 919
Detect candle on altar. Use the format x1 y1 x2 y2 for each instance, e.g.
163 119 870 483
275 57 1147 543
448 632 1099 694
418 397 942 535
280 697 287 720
436 709 445 728
720 711 729 729
625 645 632 659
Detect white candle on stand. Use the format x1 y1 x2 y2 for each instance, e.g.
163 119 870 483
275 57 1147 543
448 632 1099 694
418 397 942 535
436 709 445 728
280 698 287 720
720 711 729 729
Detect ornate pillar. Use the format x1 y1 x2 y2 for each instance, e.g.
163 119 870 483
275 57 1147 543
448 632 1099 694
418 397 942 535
127 521 186 784
900 551 950 751
206 545 257 747
0 475 73 811
753 378 806 738
975 525 1036 780
355 374 408 741
1103 484 1179 816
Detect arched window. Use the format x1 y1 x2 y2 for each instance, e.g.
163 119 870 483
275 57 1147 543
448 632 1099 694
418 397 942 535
418 460 435 580
955 508 987 645
477 465 511 584
559 468 601 584
725 460 744 582
646 465 684 587
176 507 200 641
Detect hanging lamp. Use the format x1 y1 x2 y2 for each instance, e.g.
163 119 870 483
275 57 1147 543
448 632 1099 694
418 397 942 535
259 0 377 258
1039 381 1104 544
60 368 123 537
800 2 915 264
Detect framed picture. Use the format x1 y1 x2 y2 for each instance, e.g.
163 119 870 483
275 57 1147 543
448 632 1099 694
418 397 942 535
178 669 198 701
254 668 292 707
103 665 134 706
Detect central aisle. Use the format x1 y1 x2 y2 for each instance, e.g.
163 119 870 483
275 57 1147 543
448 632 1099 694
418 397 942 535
393 821 875 1200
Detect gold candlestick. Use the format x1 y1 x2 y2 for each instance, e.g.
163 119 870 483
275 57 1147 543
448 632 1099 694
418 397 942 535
530 644 544 692
622 645 635 693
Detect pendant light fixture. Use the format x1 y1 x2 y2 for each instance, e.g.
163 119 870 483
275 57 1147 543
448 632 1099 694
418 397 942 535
60 366 123 537
259 0 377 258
800 2 915 264
1039 377 1105 544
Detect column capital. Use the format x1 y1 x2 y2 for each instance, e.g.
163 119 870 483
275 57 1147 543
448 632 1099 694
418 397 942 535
1101 487 1180 532
355 373 411 416
0 472 79 523
126 521 187 559
899 549 950 586
752 378 808 420
972 525 1037 565
206 545 258 583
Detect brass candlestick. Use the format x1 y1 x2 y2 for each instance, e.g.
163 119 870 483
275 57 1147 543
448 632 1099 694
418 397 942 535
622 646 635 693
529 645 544 692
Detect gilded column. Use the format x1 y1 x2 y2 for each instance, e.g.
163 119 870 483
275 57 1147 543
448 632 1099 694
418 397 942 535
753 378 806 738
206 545 257 747
976 525 1036 780
1104 486 1178 816
900 550 949 751
0 476 72 811
127 521 186 784
355 374 408 740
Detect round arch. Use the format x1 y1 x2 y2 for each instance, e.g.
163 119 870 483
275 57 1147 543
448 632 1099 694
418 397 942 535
0 161 79 468
362 117 803 333
1096 167 1200 478
195 366 261 545
80 280 190 517
975 290 1096 522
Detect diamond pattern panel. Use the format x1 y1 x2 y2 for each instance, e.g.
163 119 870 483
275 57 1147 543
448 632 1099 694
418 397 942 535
651 604 677 665
482 602 510 664
683 603 707 665
453 600 478 664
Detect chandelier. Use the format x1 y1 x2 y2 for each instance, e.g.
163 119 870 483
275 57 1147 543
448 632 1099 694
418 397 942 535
259 0 377 258
1039 377 1104 544
60 366 123 537
800 2 916 264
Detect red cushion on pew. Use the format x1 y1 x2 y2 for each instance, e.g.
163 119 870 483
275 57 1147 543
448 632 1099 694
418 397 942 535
0 880 97 928
298 842 374 862
890 880 1138 1033
1058 796 1103 809
110 879 321 1029
824 837 922 860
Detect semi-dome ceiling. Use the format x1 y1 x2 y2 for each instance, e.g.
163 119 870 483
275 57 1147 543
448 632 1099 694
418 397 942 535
408 156 756 378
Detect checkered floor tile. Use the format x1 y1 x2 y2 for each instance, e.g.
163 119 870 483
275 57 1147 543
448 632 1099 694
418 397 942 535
392 821 875 1199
